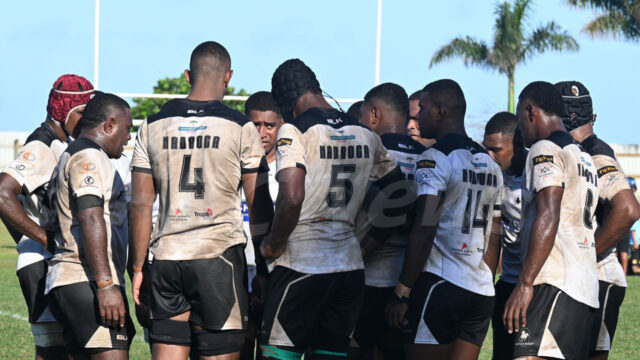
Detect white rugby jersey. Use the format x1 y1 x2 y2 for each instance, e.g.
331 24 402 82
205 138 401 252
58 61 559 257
414 133 503 296
499 172 523 284
581 135 629 288
521 131 599 308
364 133 426 287
2 124 67 271
272 107 397 274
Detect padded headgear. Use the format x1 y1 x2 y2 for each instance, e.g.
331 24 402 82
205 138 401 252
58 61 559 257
271 59 320 122
46 74 94 123
554 81 594 132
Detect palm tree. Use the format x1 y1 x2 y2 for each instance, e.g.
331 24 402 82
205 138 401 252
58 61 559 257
430 0 579 112
567 0 640 41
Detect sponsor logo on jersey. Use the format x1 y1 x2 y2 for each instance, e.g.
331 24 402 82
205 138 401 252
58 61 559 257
397 143 415 150
452 242 473 257
327 117 343 125
179 125 208 131
175 208 182 215
537 164 554 178
82 162 96 171
398 161 414 169
116 334 128 341
515 327 534 346
22 152 36 161
471 161 487 168
533 155 553 165
597 165 618 178
416 160 436 169
329 135 356 141
577 236 594 249
277 138 293 147
416 168 432 185
194 208 214 219
14 164 26 171
84 176 94 185
186 109 205 115
169 208 189 222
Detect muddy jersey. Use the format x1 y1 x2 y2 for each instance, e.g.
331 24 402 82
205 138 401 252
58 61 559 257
581 135 629 287
364 133 425 287
414 133 502 296
131 99 265 261
2 123 67 271
499 172 523 284
521 131 599 308
272 107 397 274
45 138 128 293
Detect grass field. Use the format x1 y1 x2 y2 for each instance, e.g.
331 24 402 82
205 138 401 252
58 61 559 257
1 223 639 359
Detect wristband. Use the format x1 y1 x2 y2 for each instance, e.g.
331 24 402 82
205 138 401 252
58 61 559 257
97 277 113 289
389 290 409 305
97 283 115 291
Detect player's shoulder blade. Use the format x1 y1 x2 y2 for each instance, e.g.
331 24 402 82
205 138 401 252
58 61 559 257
291 107 366 133
545 130 576 149
66 137 101 156
147 99 250 126
25 123 58 147
380 133 427 155
580 134 615 158
431 133 487 156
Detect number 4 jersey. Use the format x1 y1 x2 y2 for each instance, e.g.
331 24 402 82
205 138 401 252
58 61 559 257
131 99 265 261
414 133 503 296
272 107 397 274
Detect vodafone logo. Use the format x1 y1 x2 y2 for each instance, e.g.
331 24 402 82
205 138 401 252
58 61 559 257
207 208 213 216
175 209 182 215
461 243 468 250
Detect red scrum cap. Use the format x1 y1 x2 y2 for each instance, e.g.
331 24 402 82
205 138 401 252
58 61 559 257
46 74 94 122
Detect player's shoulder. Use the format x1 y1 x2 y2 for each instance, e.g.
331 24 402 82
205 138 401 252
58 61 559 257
147 99 250 126
580 134 615 158
430 133 487 157
380 133 427 155
290 107 366 134
24 123 58 148
65 138 105 163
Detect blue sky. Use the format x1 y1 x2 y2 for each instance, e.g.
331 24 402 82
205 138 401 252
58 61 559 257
1 0 639 143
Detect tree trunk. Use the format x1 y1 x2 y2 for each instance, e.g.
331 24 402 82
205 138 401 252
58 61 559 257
508 73 515 113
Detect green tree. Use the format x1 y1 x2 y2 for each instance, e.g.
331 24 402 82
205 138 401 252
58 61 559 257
567 0 640 41
131 73 250 119
429 0 579 112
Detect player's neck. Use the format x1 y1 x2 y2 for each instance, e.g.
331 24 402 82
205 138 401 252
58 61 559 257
568 123 594 143
45 118 69 142
507 149 526 177
436 124 467 141
266 149 276 164
187 84 226 102
537 117 566 141
294 93 332 117
378 119 405 135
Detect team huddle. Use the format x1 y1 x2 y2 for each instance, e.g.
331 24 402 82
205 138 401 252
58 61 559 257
0 40 637 360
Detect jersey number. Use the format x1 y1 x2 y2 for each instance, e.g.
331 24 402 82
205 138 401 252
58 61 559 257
583 188 594 229
179 155 204 199
461 189 489 234
326 164 356 208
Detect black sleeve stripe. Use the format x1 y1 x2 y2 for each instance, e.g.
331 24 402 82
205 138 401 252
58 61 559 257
296 163 307 173
493 204 501 211
77 195 104 210
132 166 152 174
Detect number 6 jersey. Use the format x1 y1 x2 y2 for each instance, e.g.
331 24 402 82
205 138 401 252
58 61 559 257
272 107 397 274
131 99 266 261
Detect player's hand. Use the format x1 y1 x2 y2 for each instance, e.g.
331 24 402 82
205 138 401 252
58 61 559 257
503 282 533 334
251 275 268 311
97 285 126 328
260 237 286 260
361 235 382 259
132 271 144 306
385 301 408 330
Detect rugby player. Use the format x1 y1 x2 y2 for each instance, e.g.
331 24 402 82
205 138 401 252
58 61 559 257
503 81 599 360
259 59 403 360
130 41 273 360
351 82 425 360
555 81 640 360
45 92 134 358
386 79 503 360
482 112 527 360
347 100 364 123
240 91 283 360
407 90 435 148
0 74 94 360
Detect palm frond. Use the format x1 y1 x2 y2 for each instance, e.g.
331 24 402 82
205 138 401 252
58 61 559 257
522 21 580 60
583 11 640 39
429 37 493 70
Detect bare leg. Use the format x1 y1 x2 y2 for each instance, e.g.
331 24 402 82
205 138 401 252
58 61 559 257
201 351 241 360
90 349 128 360
448 339 480 360
588 350 609 360
405 343 453 360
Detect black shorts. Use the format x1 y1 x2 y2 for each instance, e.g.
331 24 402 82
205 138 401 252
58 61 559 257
49 282 135 355
260 266 364 355
616 234 629 254
352 286 403 350
590 281 626 352
17 260 51 323
405 272 493 346
149 244 248 331
491 279 516 360
513 284 596 360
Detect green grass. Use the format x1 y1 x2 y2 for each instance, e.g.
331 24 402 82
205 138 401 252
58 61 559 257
1 222 639 359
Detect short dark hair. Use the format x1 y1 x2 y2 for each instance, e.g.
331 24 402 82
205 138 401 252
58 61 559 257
364 83 409 119
244 91 281 117
422 79 466 117
189 41 231 84
347 100 364 120
485 111 518 136
408 90 422 101
77 92 129 133
518 81 566 117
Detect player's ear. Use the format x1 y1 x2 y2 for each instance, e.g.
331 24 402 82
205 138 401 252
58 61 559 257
103 117 115 134
184 69 191 84
371 104 380 124
526 104 535 124
224 70 233 88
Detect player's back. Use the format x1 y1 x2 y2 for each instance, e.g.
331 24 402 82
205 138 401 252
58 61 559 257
414 133 502 296
272 107 396 274
131 99 265 261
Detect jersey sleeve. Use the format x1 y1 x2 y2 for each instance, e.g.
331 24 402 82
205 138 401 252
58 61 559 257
67 150 110 207
240 121 266 173
3 141 57 194
414 149 451 197
131 120 151 174
275 123 306 174
529 141 565 192
369 134 397 182
594 155 630 201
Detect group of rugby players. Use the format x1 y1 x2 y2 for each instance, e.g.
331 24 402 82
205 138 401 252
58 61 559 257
1 40 638 360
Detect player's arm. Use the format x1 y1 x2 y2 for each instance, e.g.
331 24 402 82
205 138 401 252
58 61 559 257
262 167 304 260
503 186 563 334
130 170 155 304
0 173 48 245
484 215 503 277
242 160 274 271
595 189 640 255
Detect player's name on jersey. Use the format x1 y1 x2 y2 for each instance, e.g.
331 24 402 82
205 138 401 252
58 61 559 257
319 145 370 160
462 168 499 188
162 135 220 150
577 162 597 186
